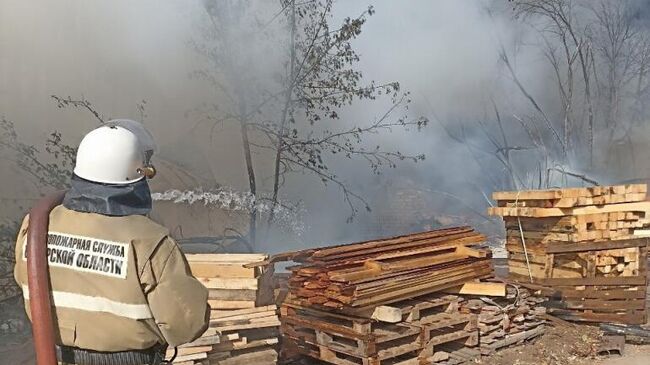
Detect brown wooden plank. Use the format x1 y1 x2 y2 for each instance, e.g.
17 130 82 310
545 238 649 254
190 262 258 278
549 309 647 324
549 287 647 300
536 276 647 286
310 227 474 258
546 298 646 311
208 289 259 301
489 201 650 218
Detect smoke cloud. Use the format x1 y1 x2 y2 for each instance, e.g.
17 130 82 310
2 1 650 254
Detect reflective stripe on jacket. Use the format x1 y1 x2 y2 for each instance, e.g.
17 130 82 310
14 205 209 352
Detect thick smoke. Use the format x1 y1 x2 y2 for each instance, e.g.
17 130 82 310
2 1 650 254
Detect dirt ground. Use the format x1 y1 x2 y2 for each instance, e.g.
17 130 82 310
479 324 650 365
0 338 34 365
1 324 649 365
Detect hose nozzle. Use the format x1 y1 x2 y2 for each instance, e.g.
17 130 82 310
138 166 157 179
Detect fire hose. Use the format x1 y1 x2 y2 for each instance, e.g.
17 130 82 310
27 191 65 365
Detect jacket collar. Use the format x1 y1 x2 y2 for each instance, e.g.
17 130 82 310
62 174 152 216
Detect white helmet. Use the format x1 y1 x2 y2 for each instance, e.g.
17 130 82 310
73 119 157 184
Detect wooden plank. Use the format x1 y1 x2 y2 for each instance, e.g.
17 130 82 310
178 334 238 348
185 253 267 264
314 232 485 263
493 184 647 201
211 305 277 319
443 282 506 297
208 289 258 301
310 227 475 259
211 318 281 332
536 276 647 286
210 311 278 325
370 306 402 323
166 345 212 357
208 300 256 309
190 262 257 278
211 348 278 365
493 190 561 201
489 201 650 218
546 298 646 311
545 238 648 253
172 352 208 362
549 309 647 324
211 337 279 352
198 278 259 290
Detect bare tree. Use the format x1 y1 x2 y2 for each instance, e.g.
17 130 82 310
587 1 650 171
513 0 596 166
0 115 77 302
196 0 427 246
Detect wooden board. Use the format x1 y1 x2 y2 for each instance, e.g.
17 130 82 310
545 238 648 254
208 299 257 309
190 262 258 279
489 201 650 218
185 253 268 263
492 184 646 201
444 282 506 297
198 278 260 290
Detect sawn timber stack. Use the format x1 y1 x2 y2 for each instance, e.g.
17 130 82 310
275 227 495 365
286 226 494 313
489 184 650 325
168 254 280 365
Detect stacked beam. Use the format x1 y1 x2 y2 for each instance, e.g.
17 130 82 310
169 254 280 365
459 286 547 355
279 227 494 364
489 184 650 324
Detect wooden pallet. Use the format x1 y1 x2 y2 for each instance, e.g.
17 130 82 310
509 271 648 325
281 305 422 359
283 338 423 365
283 325 478 365
281 300 479 365
420 313 477 346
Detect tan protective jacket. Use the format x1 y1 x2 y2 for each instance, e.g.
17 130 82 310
14 205 209 352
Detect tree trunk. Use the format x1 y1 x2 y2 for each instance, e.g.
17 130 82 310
268 1 296 229
239 101 257 248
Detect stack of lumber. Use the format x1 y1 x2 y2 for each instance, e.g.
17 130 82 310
286 227 494 312
169 254 280 365
459 285 546 355
276 227 495 365
488 184 650 325
489 184 650 242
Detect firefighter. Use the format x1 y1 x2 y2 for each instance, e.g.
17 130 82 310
14 120 209 365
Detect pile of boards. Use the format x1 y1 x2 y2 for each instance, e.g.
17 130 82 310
489 184 649 324
168 254 280 365
277 227 496 364
460 285 547 355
